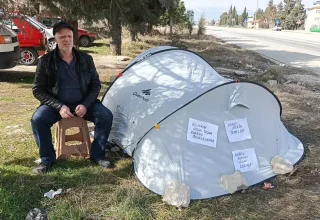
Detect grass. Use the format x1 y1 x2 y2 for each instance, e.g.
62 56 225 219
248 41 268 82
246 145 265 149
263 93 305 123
0 32 320 219
80 40 112 56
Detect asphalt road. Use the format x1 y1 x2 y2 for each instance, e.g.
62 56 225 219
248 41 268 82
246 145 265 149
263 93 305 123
206 26 320 74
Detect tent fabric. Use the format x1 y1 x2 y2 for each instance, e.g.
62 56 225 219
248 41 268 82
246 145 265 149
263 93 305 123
102 47 304 200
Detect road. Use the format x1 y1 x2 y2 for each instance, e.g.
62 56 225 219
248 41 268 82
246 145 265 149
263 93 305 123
206 27 320 74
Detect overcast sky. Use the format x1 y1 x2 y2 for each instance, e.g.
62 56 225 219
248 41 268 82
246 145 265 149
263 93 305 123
183 0 316 21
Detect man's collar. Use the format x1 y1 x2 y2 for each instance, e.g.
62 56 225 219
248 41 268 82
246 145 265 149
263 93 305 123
56 47 75 61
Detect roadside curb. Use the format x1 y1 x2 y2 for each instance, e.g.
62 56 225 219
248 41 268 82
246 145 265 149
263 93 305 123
255 52 286 66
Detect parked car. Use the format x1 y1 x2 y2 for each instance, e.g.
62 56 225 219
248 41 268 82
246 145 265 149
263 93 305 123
0 24 21 69
11 17 46 65
78 28 97 47
272 26 282 31
26 16 56 51
37 17 97 47
3 16 46 65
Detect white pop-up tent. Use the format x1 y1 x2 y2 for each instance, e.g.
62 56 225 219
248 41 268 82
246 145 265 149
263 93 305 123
102 46 304 200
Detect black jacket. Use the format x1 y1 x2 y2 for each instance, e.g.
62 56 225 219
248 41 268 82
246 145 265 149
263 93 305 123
32 47 101 110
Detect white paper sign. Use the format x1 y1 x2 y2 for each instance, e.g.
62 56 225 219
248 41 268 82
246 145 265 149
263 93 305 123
187 118 219 148
232 148 259 172
224 118 252 143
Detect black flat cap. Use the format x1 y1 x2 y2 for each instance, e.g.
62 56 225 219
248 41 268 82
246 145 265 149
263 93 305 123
53 21 74 35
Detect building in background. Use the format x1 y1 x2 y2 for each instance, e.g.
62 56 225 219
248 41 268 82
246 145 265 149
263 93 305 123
247 17 260 29
305 1 320 32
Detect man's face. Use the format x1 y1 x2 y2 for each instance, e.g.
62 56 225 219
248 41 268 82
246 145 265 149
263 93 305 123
55 28 73 52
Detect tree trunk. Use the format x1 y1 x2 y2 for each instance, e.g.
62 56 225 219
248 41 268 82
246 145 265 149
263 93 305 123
108 8 122 55
109 23 122 55
129 26 137 42
66 18 79 49
147 23 153 34
128 23 140 41
169 14 173 35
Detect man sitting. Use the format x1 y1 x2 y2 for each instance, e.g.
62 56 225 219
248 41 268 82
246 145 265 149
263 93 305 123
31 21 113 174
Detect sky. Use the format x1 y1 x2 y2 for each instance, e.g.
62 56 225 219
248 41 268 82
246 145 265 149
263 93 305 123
183 0 316 21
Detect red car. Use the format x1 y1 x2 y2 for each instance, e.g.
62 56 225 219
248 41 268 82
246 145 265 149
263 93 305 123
10 17 46 65
77 28 96 47
37 17 96 47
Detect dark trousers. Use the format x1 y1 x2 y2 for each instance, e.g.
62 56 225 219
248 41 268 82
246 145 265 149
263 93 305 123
31 102 113 165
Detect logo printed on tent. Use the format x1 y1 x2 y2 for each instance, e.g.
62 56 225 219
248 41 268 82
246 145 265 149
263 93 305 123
135 52 152 63
133 91 150 102
142 89 151 95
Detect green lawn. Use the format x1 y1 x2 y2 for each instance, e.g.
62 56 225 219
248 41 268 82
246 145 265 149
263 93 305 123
80 39 112 55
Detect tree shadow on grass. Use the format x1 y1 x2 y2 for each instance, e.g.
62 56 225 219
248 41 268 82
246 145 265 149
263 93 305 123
0 70 34 84
91 42 110 47
0 157 134 220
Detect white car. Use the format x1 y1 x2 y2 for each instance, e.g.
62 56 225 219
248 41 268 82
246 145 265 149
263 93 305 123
4 15 56 52
25 16 56 51
272 26 282 31
0 24 21 69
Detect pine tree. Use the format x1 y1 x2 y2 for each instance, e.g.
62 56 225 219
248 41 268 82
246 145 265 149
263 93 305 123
186 10 194 35
294 0 306 29
242 7 248 22
232 6 238 25
265 0 277 27
255 8 264 20
228 5 233 26
284 0 306 29
283 0 296 29
238 15 243 25
219 12 228 25
276 1 286 25
197 13 206 36
277 1 284 18
268 0 274 7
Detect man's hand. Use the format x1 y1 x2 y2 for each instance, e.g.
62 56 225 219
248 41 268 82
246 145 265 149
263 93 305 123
75 105 87 118
59 105 74 118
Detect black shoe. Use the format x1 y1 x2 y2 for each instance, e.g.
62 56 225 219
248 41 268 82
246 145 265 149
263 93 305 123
93 159 114 169
26 208 48 220
32 163 50 175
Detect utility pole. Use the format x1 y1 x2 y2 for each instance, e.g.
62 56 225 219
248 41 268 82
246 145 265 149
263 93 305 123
254 0 259 28
227 0 231 27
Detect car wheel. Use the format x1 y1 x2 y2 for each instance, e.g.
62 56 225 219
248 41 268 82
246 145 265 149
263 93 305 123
79 36 91 47
19 48 38 65
48 39 57 51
